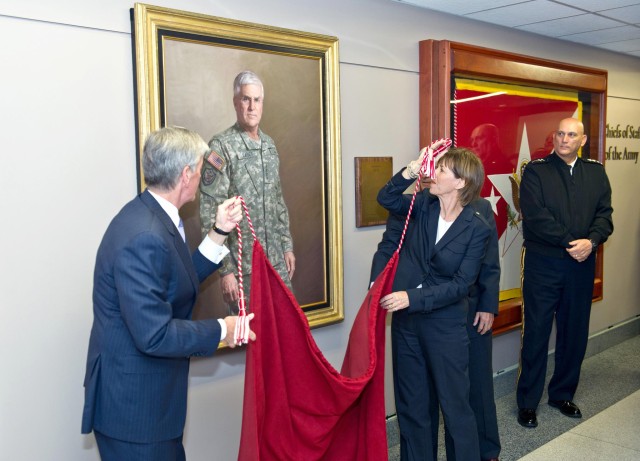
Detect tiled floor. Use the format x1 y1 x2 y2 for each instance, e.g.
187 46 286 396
520 390 640 460
388 334 640 460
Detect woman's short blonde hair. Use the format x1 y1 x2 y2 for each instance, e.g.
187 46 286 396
437 147 485 206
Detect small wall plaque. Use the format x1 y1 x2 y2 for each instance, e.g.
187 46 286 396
354 157 393 228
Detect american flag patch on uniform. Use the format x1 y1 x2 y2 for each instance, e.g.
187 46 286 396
206 150 225 171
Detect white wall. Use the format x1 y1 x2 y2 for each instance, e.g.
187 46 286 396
1 0 638 459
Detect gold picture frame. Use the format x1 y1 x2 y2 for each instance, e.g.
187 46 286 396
131 3 343 328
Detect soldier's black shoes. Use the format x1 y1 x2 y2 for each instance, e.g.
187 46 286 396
548 400 582 418
517 408 538 428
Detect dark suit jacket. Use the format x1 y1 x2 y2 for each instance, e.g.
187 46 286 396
370 197 499 316
82 190 223 443
377 171 493 318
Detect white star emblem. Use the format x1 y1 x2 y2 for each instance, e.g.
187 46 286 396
486 123 533 291
484 186 500 216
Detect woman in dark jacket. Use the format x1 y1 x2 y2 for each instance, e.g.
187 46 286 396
377 144 492 461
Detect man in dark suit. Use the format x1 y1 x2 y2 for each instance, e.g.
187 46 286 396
371 177 501 461
81 126 255 461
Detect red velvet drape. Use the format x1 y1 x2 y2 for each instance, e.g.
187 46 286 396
238 241 397 460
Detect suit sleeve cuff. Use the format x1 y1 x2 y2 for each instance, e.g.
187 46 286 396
407 287 431 314
217 319 226 342
199 237 230 264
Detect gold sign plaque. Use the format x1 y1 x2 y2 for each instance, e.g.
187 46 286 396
354 157 393 228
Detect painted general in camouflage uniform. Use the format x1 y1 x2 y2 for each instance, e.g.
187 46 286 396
200 71 295 313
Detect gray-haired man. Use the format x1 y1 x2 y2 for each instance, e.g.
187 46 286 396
200 71 295 313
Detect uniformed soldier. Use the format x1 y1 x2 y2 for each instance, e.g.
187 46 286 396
200 71 295 313
516 117 614 429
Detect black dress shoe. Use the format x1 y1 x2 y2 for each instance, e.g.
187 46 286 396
548 400 582 418
517 408 538 428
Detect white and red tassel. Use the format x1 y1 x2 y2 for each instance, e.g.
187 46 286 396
397 138 452 252
233 196 257 345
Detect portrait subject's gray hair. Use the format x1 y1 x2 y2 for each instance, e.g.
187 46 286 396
142 126 209 191
233 70 264 98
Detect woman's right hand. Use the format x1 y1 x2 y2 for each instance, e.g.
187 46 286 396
406 147 429 179
406 139 451 179
381 291 410 312
427 138 451 158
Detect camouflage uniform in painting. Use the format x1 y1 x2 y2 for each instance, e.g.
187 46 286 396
200 123 293 312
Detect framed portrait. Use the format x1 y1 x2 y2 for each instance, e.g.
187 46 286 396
419 40 607 335
131 3 343 328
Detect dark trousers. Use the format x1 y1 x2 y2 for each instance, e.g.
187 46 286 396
95 431 186 461
392 310 479 461
517 249 596 409
443 312 500 460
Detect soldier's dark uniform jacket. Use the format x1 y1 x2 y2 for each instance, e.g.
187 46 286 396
516 150 614 412
520 152 613 258
199 123 293 288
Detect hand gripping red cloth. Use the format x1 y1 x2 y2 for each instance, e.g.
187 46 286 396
237 139 450 460
238 238 397 460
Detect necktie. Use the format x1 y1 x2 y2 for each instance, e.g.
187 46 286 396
178 219 186 242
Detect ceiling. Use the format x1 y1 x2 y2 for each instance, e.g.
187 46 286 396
392 0 640 58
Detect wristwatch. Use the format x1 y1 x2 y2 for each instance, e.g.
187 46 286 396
212 223 230 236
589 239 597 251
